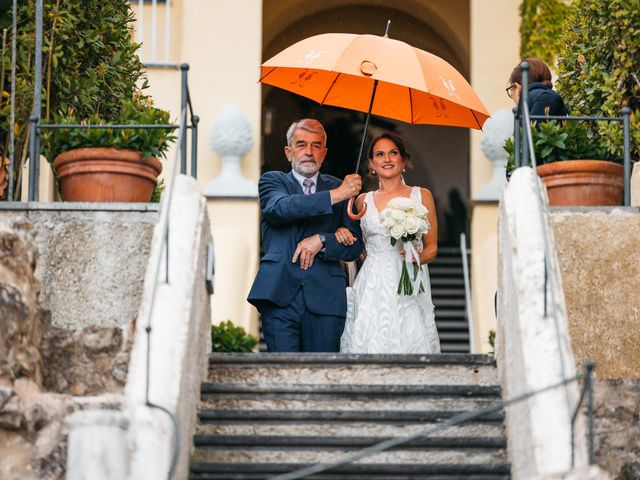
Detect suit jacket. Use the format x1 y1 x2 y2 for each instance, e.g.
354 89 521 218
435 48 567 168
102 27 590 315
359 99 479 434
247 170 363 316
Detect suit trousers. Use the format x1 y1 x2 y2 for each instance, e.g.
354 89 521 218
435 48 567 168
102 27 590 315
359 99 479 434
260 288 346 352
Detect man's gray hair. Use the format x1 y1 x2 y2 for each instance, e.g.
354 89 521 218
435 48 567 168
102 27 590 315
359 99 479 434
286 118 327 147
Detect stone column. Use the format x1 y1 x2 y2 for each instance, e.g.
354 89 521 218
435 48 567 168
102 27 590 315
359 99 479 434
205 105 260 337
66 410 129 480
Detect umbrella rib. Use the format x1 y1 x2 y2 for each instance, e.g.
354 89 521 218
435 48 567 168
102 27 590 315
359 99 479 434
471 110 482 130
259 66 278 83
320 72 341 105
409 88 415 124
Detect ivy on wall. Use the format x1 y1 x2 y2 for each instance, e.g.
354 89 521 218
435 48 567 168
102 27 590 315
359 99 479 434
556 0 640 157
519 0 571 67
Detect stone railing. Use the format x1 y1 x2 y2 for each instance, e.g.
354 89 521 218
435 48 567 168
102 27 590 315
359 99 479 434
497 167 590 478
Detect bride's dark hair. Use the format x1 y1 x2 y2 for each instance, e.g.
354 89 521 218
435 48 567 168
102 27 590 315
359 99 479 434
367 132 412 168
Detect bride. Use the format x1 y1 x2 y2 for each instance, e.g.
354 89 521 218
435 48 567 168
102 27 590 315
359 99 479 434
338 132 440 354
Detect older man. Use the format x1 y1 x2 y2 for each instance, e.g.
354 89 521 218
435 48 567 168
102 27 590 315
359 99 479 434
248 118 363 352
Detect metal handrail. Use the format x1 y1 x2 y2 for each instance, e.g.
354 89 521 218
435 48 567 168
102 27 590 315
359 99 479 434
268 371 586 480
459 232 474 352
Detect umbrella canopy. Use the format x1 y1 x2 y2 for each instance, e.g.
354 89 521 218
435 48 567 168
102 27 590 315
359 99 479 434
260 32 490 130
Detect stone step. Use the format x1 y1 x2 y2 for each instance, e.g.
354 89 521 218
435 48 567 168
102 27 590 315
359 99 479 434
439 343 470 353
208 354 496 386
198 409 504 423
190 462 511 479
430 256 464 266
191 446 508 465
433 298 467 308
431 287 466 298
430 277 465 287
434 320 468 331
200 383 500 412
195 421 505 439
194 435 507 449
428 266 464 277
200 395 499 413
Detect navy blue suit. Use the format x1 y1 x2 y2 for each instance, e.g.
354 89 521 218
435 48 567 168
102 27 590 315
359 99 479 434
247 171 363 352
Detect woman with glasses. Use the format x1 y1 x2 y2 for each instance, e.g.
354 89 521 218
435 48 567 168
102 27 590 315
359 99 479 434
507 58 568 117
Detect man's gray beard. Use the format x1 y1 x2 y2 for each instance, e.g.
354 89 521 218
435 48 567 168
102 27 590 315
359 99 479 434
294 161 318 177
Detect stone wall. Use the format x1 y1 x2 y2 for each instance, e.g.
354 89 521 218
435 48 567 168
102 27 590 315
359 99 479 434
591 380 640 479
0 205 158 479
0 205 158 396
549 208 640 381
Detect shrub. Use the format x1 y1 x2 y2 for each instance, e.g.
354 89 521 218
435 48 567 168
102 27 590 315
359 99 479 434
556 0 640 159
0 0 146 198
211 321 259 353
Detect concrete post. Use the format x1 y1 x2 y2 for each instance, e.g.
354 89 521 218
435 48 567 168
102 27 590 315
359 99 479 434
66 409 129 480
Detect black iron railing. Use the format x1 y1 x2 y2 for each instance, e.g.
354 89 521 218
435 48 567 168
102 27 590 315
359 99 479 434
513 64 632 206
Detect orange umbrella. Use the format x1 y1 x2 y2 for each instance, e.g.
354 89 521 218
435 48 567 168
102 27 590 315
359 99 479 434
260 24 490 217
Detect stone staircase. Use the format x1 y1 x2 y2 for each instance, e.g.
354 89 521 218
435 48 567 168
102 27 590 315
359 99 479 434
430 245 470 354
190 353 510 479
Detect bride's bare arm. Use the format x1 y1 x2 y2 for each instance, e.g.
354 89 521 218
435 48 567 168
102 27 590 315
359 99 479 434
419 188 438 264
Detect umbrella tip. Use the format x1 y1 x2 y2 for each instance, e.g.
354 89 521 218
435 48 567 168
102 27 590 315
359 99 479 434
384 19 391 38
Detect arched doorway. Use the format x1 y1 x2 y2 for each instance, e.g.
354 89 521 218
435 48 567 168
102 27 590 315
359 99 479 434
261 1 471 244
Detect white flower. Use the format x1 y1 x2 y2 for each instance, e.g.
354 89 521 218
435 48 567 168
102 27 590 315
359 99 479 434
381 215 396 229
418 218 430 235
391 208 406 222
388 197 413 210
415 203 428 216
389 223 405 239
402 216 420 235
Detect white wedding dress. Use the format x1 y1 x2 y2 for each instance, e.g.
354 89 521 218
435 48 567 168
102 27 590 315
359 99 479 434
340 187 441 354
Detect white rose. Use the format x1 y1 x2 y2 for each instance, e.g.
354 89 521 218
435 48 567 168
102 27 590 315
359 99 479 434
389 223 405 239
415 203 428 217
402 216 420 235
389 197 412 210
418 219 430 234
381 215 396 229
391 208 406 222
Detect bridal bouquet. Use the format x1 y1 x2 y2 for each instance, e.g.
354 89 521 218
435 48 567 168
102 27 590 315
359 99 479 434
379 197 430 295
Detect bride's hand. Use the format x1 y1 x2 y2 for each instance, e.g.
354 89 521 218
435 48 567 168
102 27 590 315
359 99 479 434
335 227 356 245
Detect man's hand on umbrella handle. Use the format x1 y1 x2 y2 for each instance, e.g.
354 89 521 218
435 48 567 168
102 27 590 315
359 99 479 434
330 174 362 204
292 234 323 270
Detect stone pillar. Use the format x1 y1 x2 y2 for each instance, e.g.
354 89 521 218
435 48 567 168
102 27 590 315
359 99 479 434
66 410 129 480
205 105 260 337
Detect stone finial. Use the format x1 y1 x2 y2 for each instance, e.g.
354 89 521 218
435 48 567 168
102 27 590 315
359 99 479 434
205 105 258 197
477 109 514 200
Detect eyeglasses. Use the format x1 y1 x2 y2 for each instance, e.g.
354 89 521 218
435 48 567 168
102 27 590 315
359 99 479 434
506 84 517 99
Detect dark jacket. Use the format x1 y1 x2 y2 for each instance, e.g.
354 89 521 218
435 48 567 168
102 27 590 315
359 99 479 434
527 82 569 117
247 170 363 316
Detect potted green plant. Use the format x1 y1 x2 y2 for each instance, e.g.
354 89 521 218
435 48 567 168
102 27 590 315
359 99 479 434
505 119 623 206
42 94 175 202
0 0 160 201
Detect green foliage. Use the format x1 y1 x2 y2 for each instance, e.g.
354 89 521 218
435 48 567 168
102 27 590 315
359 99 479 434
150 178 165 203
0 0 156 198
488 330 496 355
556 0 640 158
41 95 176 162
504 120 620 175
211 321 259 353
519 0 571 67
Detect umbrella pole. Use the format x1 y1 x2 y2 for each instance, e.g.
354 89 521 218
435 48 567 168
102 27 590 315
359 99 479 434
347 79 379 220
354 79 379 174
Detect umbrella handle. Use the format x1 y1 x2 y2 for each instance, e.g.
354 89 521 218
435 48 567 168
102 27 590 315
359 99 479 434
347 197 367 220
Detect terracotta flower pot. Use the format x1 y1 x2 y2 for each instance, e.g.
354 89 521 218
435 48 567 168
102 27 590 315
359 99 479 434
53 148 162 202
536 159 624 207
